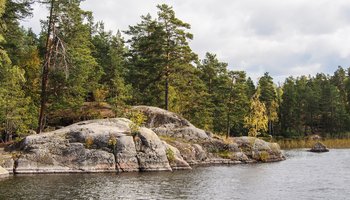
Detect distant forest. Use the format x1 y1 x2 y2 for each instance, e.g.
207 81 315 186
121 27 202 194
1 0 350 142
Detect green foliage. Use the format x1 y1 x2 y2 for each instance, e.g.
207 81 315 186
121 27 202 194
11 151 22 160
0 0 5 14
108 135 118 147
259 151 270 162
279 69 350 138
0 60 34 140
198 53 228 132
0 11 41 132
227 71 251 136
2 2 350 141
0 0 37 142
92 24 132 117
128 110 147 135
108 136 118 146
217 150 233 159
85 136 94 148
166 148 175 163
1 0 33 66
197 53 253 136
258 73 278 135
125 4 199 117
93 87 109 103
43 0 101 116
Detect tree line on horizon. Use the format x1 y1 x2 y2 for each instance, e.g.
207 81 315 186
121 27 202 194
1 0 350 142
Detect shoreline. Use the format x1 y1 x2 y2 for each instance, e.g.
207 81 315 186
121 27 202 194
275 138 350 149
0 147 285 176
0 157 284 176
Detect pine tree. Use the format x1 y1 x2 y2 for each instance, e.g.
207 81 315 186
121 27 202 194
156 4 197 110
0 0 33 141
92 23 131 116
246 77 256 98
198 52 229 132
0 66 32 141
0 0 8 63
331 66 347 103
280 77 297 136
227 71 251 137
319 77 347 135
125 14 165 107
258 72 278 135
0 0 33 65
125 4 197 111
345 68 350 118
38 0 101 131
125 4 211 129
20 29 41 104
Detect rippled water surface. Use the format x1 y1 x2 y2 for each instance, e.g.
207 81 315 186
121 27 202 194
0 149 349 200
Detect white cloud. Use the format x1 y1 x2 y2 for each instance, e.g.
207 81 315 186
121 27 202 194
21 0 350 83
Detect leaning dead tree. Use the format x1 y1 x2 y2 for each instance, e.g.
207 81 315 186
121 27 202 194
37 0 68 133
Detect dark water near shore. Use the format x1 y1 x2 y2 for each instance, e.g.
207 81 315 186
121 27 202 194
0 149 349 200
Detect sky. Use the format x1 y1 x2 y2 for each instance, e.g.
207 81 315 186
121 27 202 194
21 0 350 83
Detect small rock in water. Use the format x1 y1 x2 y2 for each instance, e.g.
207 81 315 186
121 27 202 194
309 142 329 153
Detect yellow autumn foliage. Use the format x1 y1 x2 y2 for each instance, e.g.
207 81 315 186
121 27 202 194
244 90 268 137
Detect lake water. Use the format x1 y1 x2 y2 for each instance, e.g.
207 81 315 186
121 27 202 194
0 149 349 200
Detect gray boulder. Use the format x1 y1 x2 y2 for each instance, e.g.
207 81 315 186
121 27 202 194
202 139 240 153
163 142 191 170
134 106 285 163
133 106 210 141
115 136 139 172
0 150 13 172
2 118 188 174
12 119 125 173
232 152 249 162
310 142 329 153
233 137 285 162
0 166 9 178
192 144 207 162
134 128 172 171
169 141 208 164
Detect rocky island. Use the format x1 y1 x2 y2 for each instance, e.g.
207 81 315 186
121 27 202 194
0 106 285 174
309 141 329 153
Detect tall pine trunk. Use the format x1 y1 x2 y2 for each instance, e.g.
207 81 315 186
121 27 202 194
165 73 169 110
37 0 55 133
165 50 170 110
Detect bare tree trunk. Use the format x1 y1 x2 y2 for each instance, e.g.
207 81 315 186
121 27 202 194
164 20 170 111
165 72 169 110
165 48 170 111
226 112 230 139
226 74 236 139
37 0 55 133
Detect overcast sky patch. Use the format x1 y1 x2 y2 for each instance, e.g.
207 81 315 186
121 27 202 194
21 0 350 83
